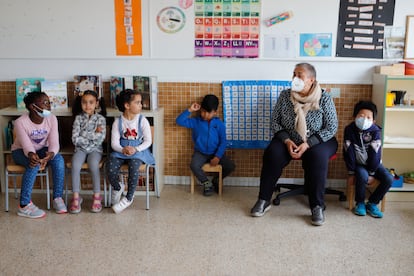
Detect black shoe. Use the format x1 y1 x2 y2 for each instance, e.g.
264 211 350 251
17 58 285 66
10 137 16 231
202 181 214 196
212 177 219 193
311 205 325 226
250 199 271 217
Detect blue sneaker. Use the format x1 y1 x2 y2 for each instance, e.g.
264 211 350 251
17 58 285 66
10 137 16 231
354 202 366 216
366 202 383 218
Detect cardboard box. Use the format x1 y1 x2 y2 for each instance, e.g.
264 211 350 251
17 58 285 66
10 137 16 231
375 63 405 75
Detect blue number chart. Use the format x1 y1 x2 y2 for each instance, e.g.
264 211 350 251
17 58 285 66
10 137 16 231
222 80 291 149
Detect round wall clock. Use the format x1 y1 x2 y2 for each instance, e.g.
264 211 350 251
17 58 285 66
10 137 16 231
156 6 186 34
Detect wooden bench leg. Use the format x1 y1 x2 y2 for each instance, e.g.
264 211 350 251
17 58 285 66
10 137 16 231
218 169 223 196
190 172 195 194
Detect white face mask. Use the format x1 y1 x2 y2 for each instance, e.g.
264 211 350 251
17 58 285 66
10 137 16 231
355 117 373 130
33 104 52 118
291 77 305 92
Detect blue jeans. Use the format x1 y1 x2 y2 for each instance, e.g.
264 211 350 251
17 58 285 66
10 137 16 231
12 148 65 206
354 164 393 204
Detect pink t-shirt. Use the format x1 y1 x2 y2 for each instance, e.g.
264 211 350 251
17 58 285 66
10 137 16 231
11 113 60 157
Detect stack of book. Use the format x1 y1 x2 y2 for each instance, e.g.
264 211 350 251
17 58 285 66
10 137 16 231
110 75 158 110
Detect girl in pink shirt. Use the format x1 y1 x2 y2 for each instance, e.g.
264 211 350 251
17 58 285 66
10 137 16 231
12 92 67 218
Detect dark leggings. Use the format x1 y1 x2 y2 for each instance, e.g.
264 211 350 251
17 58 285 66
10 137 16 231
258 137 338 209
106 156 142 201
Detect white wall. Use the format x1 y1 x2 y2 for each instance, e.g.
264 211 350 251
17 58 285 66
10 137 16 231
0 0 412 83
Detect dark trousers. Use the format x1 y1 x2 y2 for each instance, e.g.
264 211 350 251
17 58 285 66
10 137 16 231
190 151 236 183
258 137 338 209
354 164 393 204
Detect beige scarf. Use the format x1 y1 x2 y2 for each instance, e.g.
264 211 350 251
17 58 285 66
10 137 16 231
290 82 322 142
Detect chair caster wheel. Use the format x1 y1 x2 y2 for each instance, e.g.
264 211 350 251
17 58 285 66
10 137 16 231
339 194 347 201
273 198 280 206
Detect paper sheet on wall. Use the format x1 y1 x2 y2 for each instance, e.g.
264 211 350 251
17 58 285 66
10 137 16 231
263 34 295 58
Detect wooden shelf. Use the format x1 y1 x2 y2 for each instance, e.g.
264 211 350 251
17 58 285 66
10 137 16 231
373 74 414 201
383 144 414 149
386 106 414 112
390 183 414 192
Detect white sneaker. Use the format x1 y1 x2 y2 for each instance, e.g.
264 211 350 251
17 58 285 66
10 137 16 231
112 197 133 214
111 183 125 206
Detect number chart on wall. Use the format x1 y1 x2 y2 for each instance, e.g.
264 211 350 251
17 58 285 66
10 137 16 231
194 0 261 58
222 80 291 149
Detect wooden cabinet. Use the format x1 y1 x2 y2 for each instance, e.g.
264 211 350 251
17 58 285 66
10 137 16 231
0 107 164 196
372 74 414 195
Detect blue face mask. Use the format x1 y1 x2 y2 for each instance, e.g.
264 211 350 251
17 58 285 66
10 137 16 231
355 117 373 130
33 104 52 118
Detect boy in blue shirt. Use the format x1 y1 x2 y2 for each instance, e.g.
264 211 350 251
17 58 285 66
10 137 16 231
176 94 235 196
343 100 393 218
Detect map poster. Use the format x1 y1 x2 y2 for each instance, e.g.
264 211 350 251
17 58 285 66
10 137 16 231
195 0 261 58
222 80 291 149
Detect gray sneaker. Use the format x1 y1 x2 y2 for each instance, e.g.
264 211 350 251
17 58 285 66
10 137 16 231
111 183 125 205
18 202 46 219
250 199 271 217
202 181 214 196
53 197 67 214
311 205 325 226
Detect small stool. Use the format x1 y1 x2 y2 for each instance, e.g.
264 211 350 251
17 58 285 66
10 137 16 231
190 164 223 195
347 176 386 212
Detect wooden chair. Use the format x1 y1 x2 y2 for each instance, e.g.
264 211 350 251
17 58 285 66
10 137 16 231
107 126 159 210
65 159 108 207
190 164 223 195
5 129 51 212
346 176 386 212
65 125 110 207
5 164 50 211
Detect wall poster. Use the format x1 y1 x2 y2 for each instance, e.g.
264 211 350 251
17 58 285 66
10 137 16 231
194 0 261 58
222 80 291 149
115 0 142 56
336 0 395 59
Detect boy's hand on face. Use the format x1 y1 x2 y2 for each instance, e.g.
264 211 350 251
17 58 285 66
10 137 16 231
189 103 200 112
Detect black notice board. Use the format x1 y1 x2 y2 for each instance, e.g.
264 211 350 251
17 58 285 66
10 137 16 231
336 0 395 59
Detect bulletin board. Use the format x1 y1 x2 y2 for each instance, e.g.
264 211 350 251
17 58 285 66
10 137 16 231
336 0 395 59
222 80 291 149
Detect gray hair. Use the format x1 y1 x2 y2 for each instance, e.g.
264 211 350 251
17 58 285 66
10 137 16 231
295 63 316 79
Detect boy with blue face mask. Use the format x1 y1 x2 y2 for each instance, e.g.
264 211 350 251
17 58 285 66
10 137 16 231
343 100 393 218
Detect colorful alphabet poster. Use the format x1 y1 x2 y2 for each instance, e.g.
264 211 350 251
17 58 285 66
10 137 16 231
194 0 261 58
222 80 291 149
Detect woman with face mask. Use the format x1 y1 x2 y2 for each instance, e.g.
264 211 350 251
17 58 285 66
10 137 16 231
11 91 67 218
250 63 338 226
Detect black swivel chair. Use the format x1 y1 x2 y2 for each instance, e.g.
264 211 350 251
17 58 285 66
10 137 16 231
273 153 346 206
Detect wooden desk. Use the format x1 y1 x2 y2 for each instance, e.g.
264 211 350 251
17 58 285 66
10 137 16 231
0 107 164 196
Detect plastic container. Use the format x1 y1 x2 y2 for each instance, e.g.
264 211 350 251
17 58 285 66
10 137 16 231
404 62 414 75
391 176 404 188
